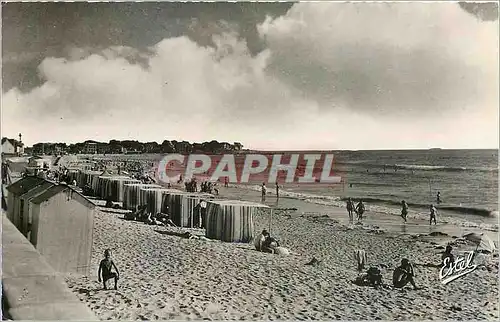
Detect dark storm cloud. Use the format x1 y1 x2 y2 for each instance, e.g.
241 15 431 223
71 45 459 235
2 1 294 92
459 2 499 21
258 2 498 116
265 41 487 116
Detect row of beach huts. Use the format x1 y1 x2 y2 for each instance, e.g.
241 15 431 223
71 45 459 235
4 163 268 277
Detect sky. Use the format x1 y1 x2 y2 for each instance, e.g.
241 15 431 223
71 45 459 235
2 1 499 150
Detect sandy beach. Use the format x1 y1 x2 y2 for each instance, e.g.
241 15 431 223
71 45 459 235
64 188 499 321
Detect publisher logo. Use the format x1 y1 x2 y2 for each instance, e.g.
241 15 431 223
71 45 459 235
439 251 478 285
156 153 342 185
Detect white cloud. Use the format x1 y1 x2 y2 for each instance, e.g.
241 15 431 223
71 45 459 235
2 3 498 149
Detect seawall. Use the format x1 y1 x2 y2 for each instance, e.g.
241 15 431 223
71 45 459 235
2 214 97 320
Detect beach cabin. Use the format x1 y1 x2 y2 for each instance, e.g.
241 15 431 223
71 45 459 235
27 184 95 275
6 176 51 226
205 200 269 243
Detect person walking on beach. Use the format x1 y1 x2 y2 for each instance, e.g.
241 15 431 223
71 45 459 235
346 198 355 223
224 177 229 188
429 204 437 225
275 183 279 199
393 258 418 290
356 200 365 221
401 200 408 222
261 183 267 202
436 191 441 204
98 249 120 290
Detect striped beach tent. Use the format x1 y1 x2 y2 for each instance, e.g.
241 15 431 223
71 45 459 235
103 177 140 202
163 192 214 227
123 184 161 210
205 200 269 243
140 188 182 215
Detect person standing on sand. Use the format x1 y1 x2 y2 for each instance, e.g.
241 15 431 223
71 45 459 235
275 183 279 199
441 245 454 269
436 191 441 204
98 249 120 290
261 183 267 202
429 204 437 225
346 198 355 223
224 177 229 188
356 200 365 221
401 200 408 222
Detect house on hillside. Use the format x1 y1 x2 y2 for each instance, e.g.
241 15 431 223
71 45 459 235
6 176 95 275
1 137 24 156
84 142 98 154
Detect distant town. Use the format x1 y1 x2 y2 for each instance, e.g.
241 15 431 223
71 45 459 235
1 134 245 156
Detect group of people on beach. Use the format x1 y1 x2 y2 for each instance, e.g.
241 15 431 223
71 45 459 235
345 198 366 223
124 204 177 227
346 192 441 226
400 197 440 225
184 178 219 195
261 182 280 202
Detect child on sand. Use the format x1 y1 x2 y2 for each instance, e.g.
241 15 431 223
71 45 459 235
98 249 120 290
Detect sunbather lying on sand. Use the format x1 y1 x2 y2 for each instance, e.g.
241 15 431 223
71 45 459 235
181 231 212 241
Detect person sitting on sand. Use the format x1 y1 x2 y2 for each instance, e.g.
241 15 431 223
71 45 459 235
346 198 355 223
254 229 268 251
393 259 418 290
441 245 454 269
401 200 408 222
261 231 280 254
156 212 176 227
429 204 437 225
98 249 120 290
353 267 382 287
356 200 365 221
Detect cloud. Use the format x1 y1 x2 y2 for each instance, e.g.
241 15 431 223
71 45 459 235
2 2 498 149
257 2 498 117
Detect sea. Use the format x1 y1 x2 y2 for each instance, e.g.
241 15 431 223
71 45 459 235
238 149 499 233
94 149 499 233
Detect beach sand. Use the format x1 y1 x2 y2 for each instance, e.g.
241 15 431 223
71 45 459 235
65 188 499 320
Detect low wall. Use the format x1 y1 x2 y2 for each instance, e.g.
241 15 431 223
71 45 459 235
2 214 97 320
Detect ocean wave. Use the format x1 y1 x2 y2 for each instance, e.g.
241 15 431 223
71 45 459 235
394 164 498 173
335 161 497 173
335 197 495 217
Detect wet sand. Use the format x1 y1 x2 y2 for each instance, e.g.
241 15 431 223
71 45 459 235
65 187 499 320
